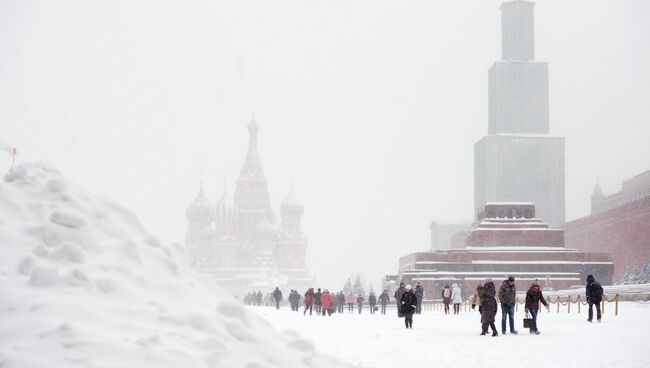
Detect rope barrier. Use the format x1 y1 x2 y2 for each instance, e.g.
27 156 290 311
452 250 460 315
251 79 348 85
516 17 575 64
421 294 620 316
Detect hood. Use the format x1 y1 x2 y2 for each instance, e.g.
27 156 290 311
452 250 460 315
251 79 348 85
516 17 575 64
587 274 595 284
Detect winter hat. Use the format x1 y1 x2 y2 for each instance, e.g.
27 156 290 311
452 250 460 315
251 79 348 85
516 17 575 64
508 276 515 282
532 280 540 287
485 278 493 284
405 284 412 290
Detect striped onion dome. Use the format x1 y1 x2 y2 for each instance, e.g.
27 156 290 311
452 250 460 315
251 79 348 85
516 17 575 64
212 190 239 221
185 188 212 222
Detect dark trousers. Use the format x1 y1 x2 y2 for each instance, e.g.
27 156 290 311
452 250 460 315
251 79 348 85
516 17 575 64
529 308 539 331
501 304 515 332
370 304 376 314
303 303 312 315
275 300 280 309
381 304 387 314
358 304 362 314
348 303 354 312
322 308 331 316
444 302 450 314
454 304 460 314
405 312 413 328
416 301 422 314
338 304 344 313
588 302 602 321
315 304 321 315
482 322 497 334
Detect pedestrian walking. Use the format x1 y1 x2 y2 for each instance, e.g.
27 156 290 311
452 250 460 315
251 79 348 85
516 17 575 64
337 291 346 314
303 287 314 315
478 279 498 336
586 274 603 323
347 292 356 313
400 284 418 329
525 280 550 334
379 290 390 315
471 283 483 313
314 288 322 315
368 292 377 314
394 282 406 317
272 287 283 310
414 282 424 314
451 283 462 315
357 294 364 314
442 285 452 314
321 289 333 316
498 276 517 334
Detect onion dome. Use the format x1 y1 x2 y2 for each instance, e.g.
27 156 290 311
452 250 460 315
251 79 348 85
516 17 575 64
185 187 212 222
212 190 239 221
280 184 304 211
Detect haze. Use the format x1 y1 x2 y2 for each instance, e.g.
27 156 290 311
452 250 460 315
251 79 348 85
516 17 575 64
1 0 649 289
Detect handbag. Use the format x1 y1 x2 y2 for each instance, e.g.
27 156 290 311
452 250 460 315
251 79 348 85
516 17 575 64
523 310 532 328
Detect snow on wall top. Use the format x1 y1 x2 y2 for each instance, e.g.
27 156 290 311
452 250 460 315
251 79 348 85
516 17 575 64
0 163 349 368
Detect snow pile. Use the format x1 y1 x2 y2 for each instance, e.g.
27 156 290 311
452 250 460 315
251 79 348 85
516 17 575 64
0 163 349 368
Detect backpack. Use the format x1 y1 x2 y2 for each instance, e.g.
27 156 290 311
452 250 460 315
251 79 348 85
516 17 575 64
591 282 603 300
443 288 451 298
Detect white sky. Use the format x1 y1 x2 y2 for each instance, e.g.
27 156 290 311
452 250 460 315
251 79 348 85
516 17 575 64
1 0 649 290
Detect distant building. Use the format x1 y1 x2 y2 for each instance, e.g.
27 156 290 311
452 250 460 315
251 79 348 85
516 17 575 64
185 119 313 296
564 170 650 282
399 203 613 299
475 0 565 227
430 221 473 251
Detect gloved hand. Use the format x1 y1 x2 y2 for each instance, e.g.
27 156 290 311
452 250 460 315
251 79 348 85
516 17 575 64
471 304 476 310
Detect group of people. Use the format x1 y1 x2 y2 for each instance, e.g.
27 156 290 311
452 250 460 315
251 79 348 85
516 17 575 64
469 274 604 336
264 287 395 316
440 284 463 314
249 274 605 334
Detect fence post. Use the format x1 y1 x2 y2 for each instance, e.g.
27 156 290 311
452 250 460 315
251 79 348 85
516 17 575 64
567 296 571 314
557 297 560 313
615 294 619 316
578 295 581 314
602 297 605 314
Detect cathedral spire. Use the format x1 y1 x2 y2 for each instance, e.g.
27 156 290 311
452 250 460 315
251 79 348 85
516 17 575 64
238 117 265 180
234 118 276 229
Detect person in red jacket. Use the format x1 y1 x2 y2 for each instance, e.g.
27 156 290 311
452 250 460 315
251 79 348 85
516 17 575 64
525 280 550 334
303 288 315 316
321 289 333 316
346 292 356 313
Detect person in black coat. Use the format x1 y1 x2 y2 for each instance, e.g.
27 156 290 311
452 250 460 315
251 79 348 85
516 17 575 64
498 276 517 335
337 291 346 314
314 288 322 315
414 282 424 314
478 279 498 336
368 292 377 314
586 274 603 323
400 284 418 329
272 287 283 310
394 282 406 316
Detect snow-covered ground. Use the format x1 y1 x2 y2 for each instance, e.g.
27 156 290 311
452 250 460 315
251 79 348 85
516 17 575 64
251 303 650 368
0 163 350 368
